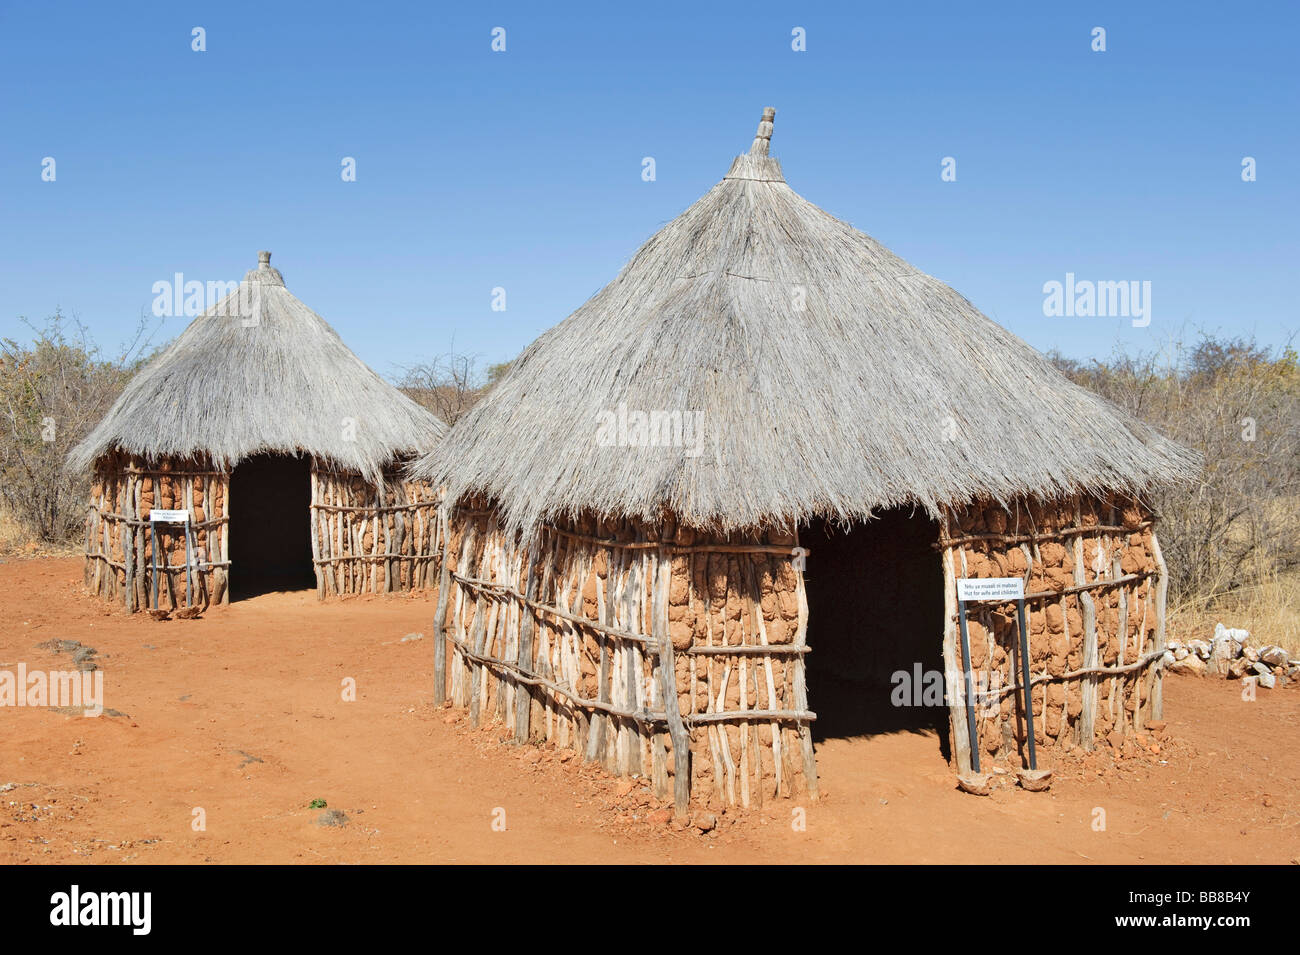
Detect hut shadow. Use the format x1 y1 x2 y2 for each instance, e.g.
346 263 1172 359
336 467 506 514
801 510 950 759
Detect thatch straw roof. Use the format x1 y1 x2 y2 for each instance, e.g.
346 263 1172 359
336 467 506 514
412 109 1198 534
70 252 445 484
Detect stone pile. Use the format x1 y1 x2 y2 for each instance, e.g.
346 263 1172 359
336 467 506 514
1165 623 1298 689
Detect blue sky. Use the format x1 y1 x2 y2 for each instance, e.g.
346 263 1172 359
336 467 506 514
1 1 1296 380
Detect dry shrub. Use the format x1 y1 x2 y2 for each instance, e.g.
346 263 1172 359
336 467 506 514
0 311 156 544
397 352 512 426
1052 334 1300 637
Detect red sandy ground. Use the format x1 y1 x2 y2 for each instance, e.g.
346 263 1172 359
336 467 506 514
1 557 1296 865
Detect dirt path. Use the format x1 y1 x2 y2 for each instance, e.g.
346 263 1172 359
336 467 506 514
1 558 1296 864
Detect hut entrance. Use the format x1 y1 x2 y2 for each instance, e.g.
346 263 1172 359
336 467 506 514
802 508 947 747
228 453 315 598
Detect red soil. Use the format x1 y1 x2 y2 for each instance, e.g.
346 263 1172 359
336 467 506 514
1 557 1296 864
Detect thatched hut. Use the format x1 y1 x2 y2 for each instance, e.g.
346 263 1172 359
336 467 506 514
71 251 447 610
411 110 1198 812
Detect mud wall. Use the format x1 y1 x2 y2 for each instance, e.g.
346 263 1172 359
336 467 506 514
84 453 441 610
83 452 229 611
437 491 1170 807
940 492 1167 773
436 503 816 812
310 463 441 596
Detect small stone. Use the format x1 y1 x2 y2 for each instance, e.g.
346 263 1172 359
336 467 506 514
646 808 672 826
1146 720 1167 733
691 811 717 833
1016 768 1053 792
957 773 991 796
1169 655 1206 676
1256 671 1276 690
1243 646 1261 664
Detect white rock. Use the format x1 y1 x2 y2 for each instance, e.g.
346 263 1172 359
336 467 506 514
1174 646 1189 661
1256 671 1276 690
1243 646 1261 664
1161 650 1177 666
1259 646 1289 668
1189 639 1213 659
1170 655 1206 675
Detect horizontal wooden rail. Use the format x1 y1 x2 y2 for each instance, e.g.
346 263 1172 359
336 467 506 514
448 634 816 726
310 501 438 514
936 520 1155 549
972 648 1168 702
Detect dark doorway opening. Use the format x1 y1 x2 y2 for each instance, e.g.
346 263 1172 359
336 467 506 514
801 508 947 750
228 453 315 599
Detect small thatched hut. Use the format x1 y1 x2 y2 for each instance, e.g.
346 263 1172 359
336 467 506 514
411 110 1198 812
71 251 446 610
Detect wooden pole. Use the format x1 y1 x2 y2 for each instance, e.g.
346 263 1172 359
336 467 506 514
792 529 819 798
1075 499 1100 749
941 532 972 775
432 503 453 705
514 544 538 742
1150 528 1169 721
655 546 691 815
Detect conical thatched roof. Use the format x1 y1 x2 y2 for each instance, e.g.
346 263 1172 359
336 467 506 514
412 109 1198 534
70 252 445 484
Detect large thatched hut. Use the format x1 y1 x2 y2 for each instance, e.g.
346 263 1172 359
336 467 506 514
411 110 1198 812
71 251 446 610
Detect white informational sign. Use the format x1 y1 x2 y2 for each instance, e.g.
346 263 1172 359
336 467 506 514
956 577 1025 602
149 509 191 523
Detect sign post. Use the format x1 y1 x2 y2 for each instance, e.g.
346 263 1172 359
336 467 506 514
955 576 1036 772
149 509 194 609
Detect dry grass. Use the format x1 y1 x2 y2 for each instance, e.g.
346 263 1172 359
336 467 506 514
0 508 79 560
1170 568 1300 659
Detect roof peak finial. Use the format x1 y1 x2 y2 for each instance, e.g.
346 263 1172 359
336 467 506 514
748 107 776 157
257 250 272 268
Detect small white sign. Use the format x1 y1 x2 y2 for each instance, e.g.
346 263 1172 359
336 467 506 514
149 509 190 523
956 577 1024 602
